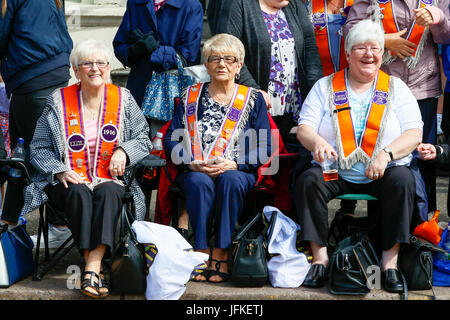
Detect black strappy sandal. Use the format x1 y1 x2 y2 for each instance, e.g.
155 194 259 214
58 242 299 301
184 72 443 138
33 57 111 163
80 271 100 299
208 259 230 283
98 271 110 298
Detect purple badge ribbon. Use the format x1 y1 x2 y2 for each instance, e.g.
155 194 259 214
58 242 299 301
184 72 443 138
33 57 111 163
421 0 432 5
101 124 118 143
67 134 86 152
186 103 196 117
227 107 241 122
377 0 391 4
373 90 388 105
333 91 348 105
312 12 326 29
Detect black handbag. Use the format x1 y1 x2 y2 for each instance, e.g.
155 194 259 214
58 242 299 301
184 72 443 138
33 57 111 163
398 235 447 298
110 206 147 294
328 232 380 295
328 210 377 251
231 211 276 287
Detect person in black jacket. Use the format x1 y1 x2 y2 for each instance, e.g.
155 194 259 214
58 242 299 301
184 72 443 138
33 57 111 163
417 141 450 217
216 0 323 146
0 0 73 231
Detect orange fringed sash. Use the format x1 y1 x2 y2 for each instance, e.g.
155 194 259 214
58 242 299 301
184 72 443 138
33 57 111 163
378 0 429 60
185 83 252 161
60 83 123 182
332 69 390 159
312 0 353 76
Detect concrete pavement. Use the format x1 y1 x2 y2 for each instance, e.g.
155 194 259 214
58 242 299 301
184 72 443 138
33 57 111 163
0 177 449 301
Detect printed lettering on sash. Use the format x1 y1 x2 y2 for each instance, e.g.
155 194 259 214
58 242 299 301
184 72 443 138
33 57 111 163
185 83 252 161
67 133 86 152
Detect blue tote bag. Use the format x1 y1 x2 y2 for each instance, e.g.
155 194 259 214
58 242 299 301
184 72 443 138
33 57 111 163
0 224 34 287
142 56 193 122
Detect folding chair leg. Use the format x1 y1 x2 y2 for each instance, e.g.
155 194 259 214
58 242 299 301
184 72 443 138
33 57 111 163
33 241 76 281
32 207 45 281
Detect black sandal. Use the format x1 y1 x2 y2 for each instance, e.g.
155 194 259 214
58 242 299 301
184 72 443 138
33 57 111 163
80 271 100 299
98 271 110 298
208 259 230 283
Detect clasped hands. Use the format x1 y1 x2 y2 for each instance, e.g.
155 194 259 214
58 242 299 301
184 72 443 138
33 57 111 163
385 7 434 59
313 142 390 180
56 148 127 188
188 157 238 178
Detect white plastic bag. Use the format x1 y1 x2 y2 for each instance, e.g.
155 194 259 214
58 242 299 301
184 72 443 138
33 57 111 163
183 65 210 84
132 221 209 300
263 206 311 288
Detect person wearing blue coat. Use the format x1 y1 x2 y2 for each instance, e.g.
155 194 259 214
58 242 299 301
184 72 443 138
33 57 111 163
0 0 73 227
113 0 204 137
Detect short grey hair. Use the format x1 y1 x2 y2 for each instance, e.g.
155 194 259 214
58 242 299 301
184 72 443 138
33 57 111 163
345 19 385 54
202 33 245 63
70 39 112 67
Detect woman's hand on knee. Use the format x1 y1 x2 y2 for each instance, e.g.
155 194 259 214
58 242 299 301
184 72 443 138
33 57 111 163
56 170 85 188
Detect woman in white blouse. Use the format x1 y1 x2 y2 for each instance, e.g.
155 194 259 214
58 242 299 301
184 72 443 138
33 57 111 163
294 20 422 293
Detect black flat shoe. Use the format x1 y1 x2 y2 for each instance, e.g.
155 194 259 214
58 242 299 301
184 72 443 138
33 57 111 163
303 264 327 288
176 227 190 241
382 269 404 293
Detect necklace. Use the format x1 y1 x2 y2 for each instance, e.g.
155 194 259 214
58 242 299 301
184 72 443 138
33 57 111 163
327 0 344 14
208 84 235 105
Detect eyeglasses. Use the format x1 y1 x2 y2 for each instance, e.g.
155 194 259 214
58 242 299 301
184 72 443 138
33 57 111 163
351 46 382 55
78 61 109 69
207 55 238 64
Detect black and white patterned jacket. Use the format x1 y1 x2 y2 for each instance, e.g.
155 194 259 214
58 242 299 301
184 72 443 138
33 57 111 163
21 87 152 221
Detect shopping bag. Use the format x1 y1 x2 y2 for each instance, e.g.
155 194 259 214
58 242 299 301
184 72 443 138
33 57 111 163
0 224 34 287
142 55 193 122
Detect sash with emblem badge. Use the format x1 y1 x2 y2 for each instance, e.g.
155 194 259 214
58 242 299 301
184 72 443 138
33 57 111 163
59 83 123 183
185 83 252 161
330 69 391 168
311 0 354 76
375 0 433 68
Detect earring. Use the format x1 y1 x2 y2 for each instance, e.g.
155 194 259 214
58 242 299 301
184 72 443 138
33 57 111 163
235 73 240 81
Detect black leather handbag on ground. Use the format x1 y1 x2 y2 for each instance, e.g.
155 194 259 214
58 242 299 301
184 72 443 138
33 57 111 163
328 232 380 295
231 211 276 287
328 211 377 252
398 235 448 298
110 206 146 294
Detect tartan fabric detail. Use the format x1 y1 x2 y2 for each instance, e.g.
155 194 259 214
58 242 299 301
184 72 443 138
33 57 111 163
144 243 158 275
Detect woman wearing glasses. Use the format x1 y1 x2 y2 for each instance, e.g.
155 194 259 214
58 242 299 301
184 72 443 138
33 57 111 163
294 20 422 292
164 34 272 283
21 39 152 298
343 0 450 222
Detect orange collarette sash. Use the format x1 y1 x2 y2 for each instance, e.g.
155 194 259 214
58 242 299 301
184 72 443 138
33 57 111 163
312 0 353 76
378 0 431 66
185 83 252 161
60 83 123 182
332 69 390 160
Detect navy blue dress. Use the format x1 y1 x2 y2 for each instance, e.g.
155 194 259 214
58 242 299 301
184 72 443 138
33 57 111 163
164 84 272 249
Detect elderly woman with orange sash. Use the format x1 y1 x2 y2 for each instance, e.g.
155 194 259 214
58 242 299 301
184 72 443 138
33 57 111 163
164 34 271 283
294 20 423 292
343 0 450 224
20 39 152 298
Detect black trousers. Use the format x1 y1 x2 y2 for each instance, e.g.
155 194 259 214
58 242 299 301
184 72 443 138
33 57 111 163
294 166 415 251
47 182 125 256
2 82 68 224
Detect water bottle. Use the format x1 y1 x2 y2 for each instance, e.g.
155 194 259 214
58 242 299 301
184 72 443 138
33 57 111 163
9 137 26 179
151 132 164 157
